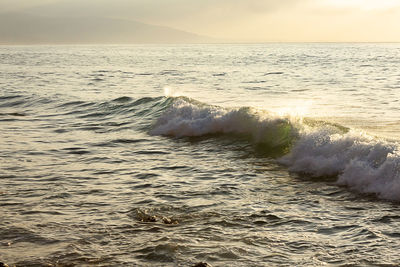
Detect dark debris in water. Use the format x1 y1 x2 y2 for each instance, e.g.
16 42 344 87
162 217 179 225
192 262 212 267
135 209 179 225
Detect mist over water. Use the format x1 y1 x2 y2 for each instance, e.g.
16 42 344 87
1 44 400 266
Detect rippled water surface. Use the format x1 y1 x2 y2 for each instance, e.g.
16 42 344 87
1 44 400 266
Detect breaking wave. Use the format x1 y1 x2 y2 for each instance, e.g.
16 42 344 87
152 96 400 201
150 97 294 150
4 92 399 201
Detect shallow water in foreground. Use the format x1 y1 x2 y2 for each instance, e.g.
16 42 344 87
1 44 400 266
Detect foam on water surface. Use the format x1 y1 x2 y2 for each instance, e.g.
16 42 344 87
152 96 400 201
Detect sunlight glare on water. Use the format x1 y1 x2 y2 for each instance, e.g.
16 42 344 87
272 99 313 118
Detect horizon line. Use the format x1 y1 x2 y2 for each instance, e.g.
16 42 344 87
1 41 400 46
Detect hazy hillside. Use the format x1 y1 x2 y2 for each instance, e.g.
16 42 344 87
0 13 212 44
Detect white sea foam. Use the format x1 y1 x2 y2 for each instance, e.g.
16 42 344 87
150 97 293 147
279 127 400 201
152 97 400 201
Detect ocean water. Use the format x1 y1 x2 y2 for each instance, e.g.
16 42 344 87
1 44 400 266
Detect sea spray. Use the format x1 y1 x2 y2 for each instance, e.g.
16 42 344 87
150 97 295 150
151 96 400 201
279 127 400 200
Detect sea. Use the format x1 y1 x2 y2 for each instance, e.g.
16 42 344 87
1 43 400 266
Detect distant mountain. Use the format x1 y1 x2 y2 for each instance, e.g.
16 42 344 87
0 13 213 44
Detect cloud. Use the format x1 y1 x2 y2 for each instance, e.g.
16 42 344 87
8 0 306 39
1 0 399 42
17 0 303 20
0 0 59 12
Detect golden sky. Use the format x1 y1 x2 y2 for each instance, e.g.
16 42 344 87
1 0 399 42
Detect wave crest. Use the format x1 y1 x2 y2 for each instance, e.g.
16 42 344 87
150 97 295 149
151 96 400 201
279 128 400 200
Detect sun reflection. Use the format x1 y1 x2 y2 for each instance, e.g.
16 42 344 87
163 86 183 97
163 86 172 97
273 100 313 119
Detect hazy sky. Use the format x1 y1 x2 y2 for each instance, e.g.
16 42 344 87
1 0 400 42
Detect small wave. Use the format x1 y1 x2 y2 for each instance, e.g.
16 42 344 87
264 72 284 76
58 96 167 127
0 226 57 245
0 99 26 108
0 112 26 116
111 138 148 144
0 95 24 101
245 80 267 84
57 100 88 108
112 96 133 103
151 96 400 201
213 72 227 76
159 70 180 76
